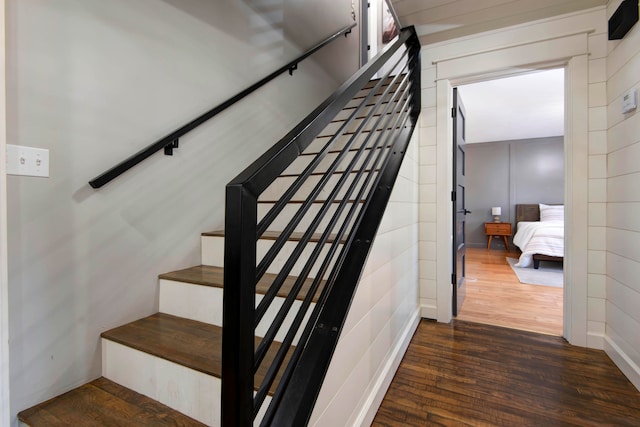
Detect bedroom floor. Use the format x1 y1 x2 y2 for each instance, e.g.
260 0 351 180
456 247 563 336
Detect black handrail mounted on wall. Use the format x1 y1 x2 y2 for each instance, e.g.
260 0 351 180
222 26 421 426
88 23 356 189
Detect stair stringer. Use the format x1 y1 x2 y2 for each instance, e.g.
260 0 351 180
302 129 421 426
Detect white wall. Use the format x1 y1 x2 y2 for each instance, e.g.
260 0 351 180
418 7 608 349
5 0 358 422
604 0 640 391
278 0 360 82
310 130 420 427
0 0 10 424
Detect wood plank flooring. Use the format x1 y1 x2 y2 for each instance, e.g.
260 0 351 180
18 377 205 426
456 248 563 336
373 319 640 426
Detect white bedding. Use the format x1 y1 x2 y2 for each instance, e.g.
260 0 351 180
513 220 564 268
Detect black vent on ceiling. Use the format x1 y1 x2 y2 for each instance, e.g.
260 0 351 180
608 0 639 40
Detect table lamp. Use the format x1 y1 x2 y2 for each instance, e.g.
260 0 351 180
491 207 501 222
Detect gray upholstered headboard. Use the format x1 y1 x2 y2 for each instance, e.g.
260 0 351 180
515 204 540 224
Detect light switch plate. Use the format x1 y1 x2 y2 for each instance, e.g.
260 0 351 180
622 88 637 114
6 144 50 177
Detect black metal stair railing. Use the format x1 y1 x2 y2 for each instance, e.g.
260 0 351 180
222 26 420 426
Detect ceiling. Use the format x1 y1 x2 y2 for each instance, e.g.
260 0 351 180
457 68 565 144
386 0 595 143
389 0 607 45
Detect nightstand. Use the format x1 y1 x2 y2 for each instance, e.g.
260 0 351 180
485 222 512 251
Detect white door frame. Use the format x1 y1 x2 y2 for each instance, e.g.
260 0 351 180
1 0 10 423
431 29 592 347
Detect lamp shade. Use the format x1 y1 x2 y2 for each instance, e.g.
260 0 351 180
491 207 502 216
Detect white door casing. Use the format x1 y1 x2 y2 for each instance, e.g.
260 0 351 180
421 7 606 348
0 0 10 423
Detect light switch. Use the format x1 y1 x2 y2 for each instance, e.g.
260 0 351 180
6 144 50 177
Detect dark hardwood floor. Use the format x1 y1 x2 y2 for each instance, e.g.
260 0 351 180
373 319 640 426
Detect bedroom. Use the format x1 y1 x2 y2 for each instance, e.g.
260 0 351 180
455 68 565 336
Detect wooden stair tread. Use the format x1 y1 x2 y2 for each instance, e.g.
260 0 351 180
18 377 205 427
159 265 325 303
101 313 291 394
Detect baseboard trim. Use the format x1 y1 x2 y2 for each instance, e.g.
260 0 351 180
604 335 640 392
420 303 437 319
352 308 421 427
586 331 604 350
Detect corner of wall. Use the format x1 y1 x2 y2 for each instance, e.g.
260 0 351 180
604 336 640 392
420 300 437 319
604 0 640 391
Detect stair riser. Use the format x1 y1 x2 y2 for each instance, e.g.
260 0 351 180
261 172 372 202
159 279 313 344
344 92 390 110
257 201 357 234
102 340 269 426
202 236 342 279
280 150 362 177
319 114 396 138
358 80 401 95
280 146 387 176
334 96 401 121
302 132 374 155
333 105 371 122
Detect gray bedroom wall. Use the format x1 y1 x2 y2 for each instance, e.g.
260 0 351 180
466 136 564 249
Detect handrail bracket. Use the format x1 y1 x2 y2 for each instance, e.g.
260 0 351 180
164 139 179 156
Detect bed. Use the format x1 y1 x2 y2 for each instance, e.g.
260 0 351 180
513 204 564 269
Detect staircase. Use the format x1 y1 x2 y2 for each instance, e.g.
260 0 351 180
17 64 418 425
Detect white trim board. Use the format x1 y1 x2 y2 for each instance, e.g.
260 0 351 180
434 46 589 343
0 0 10 424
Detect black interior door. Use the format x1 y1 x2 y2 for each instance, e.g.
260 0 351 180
360 0 369 66
452 88 468 316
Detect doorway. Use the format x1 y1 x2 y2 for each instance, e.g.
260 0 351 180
428 24 592 348
452 69 565 336
362 0 400 68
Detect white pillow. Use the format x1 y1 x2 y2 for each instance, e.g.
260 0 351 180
539 204 564 222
